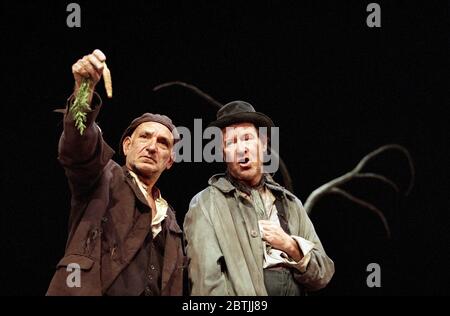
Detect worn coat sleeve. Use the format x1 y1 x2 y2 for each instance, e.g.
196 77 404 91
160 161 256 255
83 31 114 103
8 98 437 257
58 93 115 198
292 197 335 291
184 191 229 296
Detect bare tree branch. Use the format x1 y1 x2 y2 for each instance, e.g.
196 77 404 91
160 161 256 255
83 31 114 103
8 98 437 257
330 188 391 239
153 81 223 109
304 172 353 213
354 144 415 195
354 173 400 192
304 144 415 239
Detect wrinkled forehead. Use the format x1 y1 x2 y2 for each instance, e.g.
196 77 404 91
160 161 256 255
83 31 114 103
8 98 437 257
222 123 258 139
133 121 174 142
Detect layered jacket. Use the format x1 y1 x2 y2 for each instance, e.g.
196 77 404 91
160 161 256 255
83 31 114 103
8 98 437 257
184 174 335 295
47 95 184 296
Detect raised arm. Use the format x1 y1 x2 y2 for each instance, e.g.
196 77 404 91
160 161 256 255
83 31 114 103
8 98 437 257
58 49 114 197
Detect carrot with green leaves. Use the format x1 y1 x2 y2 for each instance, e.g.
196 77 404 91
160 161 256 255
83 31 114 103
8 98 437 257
70 50 112 135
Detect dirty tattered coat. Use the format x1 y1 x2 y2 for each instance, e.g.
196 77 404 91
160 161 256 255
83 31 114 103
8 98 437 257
47 95 184 296
184 174 335 296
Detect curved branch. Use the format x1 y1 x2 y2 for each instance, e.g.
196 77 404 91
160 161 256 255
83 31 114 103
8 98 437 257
354 173 400 192
303 171 399 213
305 144 415 212
353 144 415 195
304 171 354 213
153 81 223 109
304 144 415 240
330 188 391 239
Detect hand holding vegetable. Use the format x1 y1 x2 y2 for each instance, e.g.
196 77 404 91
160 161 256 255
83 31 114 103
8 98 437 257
70 49 112 135
72 49 107 96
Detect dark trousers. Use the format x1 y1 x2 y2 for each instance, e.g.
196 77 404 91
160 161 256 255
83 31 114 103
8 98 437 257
263 268 304 296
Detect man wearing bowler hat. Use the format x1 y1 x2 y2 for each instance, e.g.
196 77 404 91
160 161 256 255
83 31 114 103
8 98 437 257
184 101 335 295
47 49 184 296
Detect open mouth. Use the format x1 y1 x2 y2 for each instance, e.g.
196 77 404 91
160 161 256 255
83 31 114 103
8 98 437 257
238 157 251 168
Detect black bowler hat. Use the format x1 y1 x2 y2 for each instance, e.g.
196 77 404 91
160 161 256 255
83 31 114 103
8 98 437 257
208 101 274 129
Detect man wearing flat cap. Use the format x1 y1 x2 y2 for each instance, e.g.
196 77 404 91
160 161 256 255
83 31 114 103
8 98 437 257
184 101 335 295
47 49 184 296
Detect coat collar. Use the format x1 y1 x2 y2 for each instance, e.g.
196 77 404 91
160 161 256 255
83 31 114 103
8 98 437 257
122 166 151 211
121 166 182 235
208 172 296 200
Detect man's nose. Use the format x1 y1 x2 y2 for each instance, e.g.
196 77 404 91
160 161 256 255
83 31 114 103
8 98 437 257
145 138 157 152
236 140 248 155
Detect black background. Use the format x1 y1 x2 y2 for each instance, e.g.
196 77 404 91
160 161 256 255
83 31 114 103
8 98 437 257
1 1 448 295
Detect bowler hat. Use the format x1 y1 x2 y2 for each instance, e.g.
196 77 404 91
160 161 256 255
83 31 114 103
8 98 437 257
208 101 274 129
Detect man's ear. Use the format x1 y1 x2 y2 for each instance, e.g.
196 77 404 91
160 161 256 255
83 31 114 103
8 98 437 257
166 151 175 170
122 136 131 156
